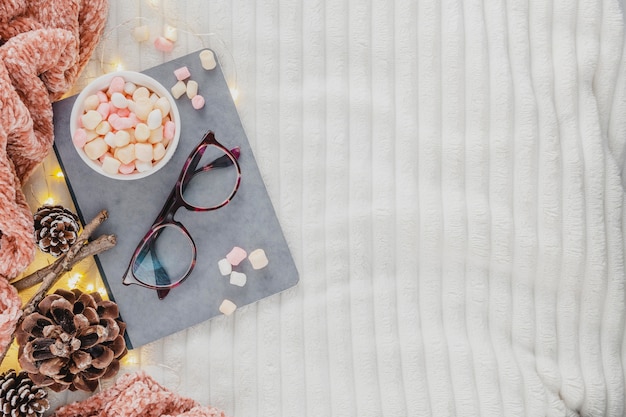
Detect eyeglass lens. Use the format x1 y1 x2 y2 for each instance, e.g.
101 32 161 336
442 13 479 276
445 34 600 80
182 143 239 209
133 224 194 288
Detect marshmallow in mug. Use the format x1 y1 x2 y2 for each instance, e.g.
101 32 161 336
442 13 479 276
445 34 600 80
74 75 176 175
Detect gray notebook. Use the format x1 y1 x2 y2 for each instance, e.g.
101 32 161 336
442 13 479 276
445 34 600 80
52 50 299 349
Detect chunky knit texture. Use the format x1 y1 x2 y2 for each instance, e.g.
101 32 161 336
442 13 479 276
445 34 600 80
51 371 227 417
0 0 108 281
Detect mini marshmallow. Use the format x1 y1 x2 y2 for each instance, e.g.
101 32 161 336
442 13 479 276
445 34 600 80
199 49 217 70
226 246 247 266
103 131 116 147
95 121 111 136
110 116 134 131
114 130 131 147
84 94 100 111
124 82 137 95
218 258 232 276
153 143 166 161
164 25 178 42
81 110 102 131
248 248 269 270
85 130 100 142
96 102 110 119
149 126 164 144
155 97 171 118
110 92 128 109
219 299 237 316
230 271 247 287
174 66 191 81
191 95 205 110
163 120 176 140
170 80 186 99
84 138 108 160
115 144 135 165
117 107 131 118
134 123 150 142
132 25 150 42
108 76 125 95
147 109 163 130
101 156 121 175
154 36 174 52
119 162 136 174
135 159 153 172
186 80 198 99
132 86 150 101
135 142 153 162
73 128 88 148
97 90 108 103
133 97 153 121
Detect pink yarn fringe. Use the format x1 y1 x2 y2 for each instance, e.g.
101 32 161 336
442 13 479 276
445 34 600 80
0 277 22 355
52 371 228 417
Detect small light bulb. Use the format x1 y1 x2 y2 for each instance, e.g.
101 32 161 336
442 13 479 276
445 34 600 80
54 170 64 178
68 273 82 289
86 283 95 292
115 61 124 72
44 197 54 205
97 287 107 297
123 353 138 365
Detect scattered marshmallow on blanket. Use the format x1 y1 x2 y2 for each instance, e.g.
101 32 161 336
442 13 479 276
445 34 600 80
163 25 178 42
132 25 150 42
199 49 217 70
154 36 174 52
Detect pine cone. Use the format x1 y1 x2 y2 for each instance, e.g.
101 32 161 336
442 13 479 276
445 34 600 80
0 370 49 417
33 205 80 257
16 289 127 392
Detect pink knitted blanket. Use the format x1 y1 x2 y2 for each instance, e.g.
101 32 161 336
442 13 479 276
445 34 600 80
0 0 108 281
0 0 108 363
52 371 228 417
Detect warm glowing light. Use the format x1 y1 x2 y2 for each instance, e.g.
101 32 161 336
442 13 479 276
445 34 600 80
44 197 54 205
86 283 95 292
115 61 124 71
54 170 64 178
230 88 239 102
97 287 108 297
123 353 138 365
67 273 82 289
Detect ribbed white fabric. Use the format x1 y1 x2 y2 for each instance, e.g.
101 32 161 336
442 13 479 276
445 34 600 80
44 0 626 416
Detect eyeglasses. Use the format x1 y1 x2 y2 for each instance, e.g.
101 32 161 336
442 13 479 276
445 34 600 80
122 130 242 299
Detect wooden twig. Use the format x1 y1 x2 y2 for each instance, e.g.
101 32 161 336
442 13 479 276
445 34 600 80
12 234 116 292
0 210 114 365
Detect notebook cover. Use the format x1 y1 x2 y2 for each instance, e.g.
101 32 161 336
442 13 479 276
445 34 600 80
52 50 299 349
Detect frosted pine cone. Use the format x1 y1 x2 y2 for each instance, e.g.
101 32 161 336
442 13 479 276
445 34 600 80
0 370 49 417
33 205 80 257
16 289 127 392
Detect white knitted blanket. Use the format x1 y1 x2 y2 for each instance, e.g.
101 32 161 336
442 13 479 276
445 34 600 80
45 0 626 416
